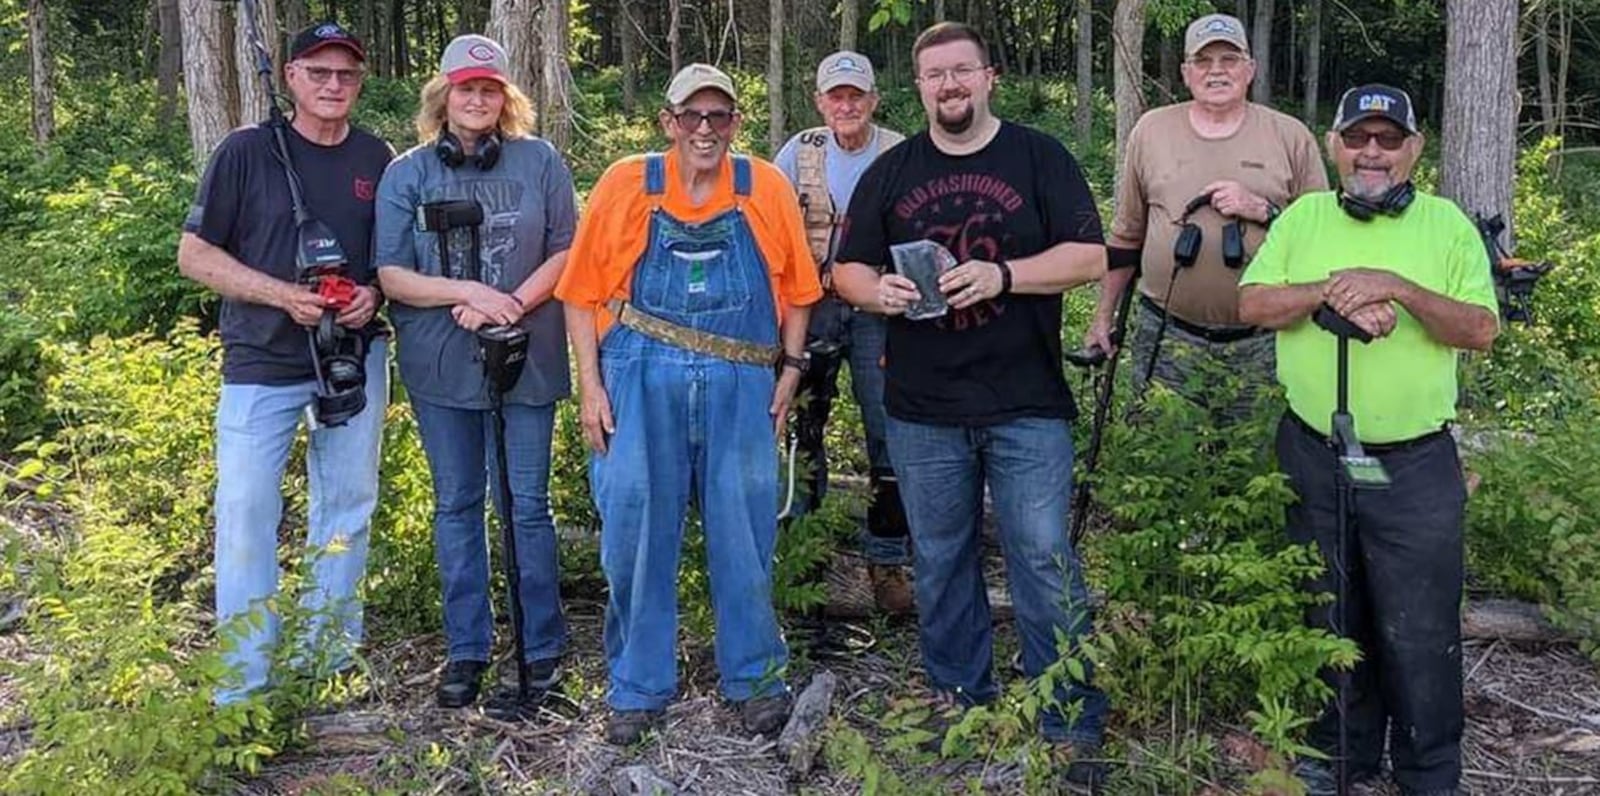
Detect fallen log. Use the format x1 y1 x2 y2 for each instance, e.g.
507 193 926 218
778 669 837 777
302 711 400 754
1463 599 1572 643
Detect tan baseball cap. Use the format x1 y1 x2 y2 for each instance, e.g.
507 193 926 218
1185 13 1250 57
666 63 738 105
816 51 876 92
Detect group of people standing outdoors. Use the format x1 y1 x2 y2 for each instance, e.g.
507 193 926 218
177 12 1498 796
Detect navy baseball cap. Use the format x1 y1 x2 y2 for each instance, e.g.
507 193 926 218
289 22 366 62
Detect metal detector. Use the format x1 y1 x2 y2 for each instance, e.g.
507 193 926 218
1064 256 1141 547
417 199 546 718
1311 303 1391 796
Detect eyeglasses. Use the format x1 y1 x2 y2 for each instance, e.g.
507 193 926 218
673 108 736 134
1186 53 1249 71
917 64 987 86
296 65 365 86
1339 129 1409 151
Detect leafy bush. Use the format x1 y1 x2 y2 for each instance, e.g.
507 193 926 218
0 305 50 446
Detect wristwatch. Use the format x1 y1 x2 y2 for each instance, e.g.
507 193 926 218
780 352 811 374
1264 200 1282 227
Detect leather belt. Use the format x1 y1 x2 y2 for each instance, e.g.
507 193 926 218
1140 294 1268 344
1287 410 1451 455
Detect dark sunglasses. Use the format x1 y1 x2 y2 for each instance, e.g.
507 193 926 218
673 109 736 134
1340 129 1409 151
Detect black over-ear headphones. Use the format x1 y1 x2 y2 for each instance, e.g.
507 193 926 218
435 129 503 171
1171 193 1248 270
1337 180 1415 222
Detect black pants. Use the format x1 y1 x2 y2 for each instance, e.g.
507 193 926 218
1275 412 1466 793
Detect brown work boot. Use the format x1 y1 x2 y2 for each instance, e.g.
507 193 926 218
868 563 916 615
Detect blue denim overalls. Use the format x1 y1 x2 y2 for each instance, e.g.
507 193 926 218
592 155 788 711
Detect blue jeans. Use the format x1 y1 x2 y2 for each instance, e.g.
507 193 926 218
885 414 1108 746
410 398 565 665
213 340 388 705
593 332 789 711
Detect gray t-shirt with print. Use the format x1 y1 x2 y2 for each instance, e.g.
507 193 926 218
375 136 578 409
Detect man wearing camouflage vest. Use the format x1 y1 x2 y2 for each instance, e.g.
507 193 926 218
773 51 912 615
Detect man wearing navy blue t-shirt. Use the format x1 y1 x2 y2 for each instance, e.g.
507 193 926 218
177 22 393 705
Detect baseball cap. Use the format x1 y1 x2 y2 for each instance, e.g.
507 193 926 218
1184 13 1249 57
816 51 876 92
1332 84 1419 134
666 63 738 106
440 35 510 84
289 21 366 62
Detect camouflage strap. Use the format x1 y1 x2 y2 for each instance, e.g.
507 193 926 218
606 299 780 367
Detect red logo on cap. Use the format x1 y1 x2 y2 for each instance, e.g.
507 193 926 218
468 44 497 62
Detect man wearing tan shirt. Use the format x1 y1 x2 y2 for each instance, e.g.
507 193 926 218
1087 13 1326 414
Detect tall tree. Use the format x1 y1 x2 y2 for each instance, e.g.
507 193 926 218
27 0 55 149
542 0 573 152
487 0 538 96
768 0 785 154
839 0 857 51
1251 0 1273 103
618 0 637 111
1441 0 1517 248
181 0 238 165
1075 0 1092 146
236 0 280 126
283 0 307 36
1302 0 1321 125
1112 0 1148 187
157 0 182 125
669 0 682 74
1535 0 1555 135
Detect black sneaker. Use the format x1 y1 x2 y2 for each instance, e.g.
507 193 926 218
738 693 791 736
523 658 561 690
1292 757 1384 796
605 709 664 745
436 659 488 708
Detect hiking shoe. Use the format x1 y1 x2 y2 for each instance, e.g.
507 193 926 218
1292 757 1383 796
738 693 791 736
605 709 664 745
868 563 916 615
523 658 562 691
1055 742 1109 794
436 659 488 708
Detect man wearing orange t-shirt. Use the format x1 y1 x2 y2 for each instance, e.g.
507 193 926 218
555 63 821 747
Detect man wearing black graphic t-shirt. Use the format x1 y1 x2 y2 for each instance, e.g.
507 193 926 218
177 22 393 705
834 21 1109 789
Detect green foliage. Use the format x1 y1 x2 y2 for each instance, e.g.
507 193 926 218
1464 413 1600 662
0 304 50 446
1079 363 1355 755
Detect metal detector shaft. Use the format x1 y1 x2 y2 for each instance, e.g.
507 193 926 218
490 391 530 701
1068 262 1141 546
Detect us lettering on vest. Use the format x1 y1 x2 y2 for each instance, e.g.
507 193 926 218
794 126 899 267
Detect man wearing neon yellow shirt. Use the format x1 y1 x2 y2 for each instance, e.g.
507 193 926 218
1238 84 1498 796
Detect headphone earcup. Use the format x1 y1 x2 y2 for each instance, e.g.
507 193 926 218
435 130 466 169
1385 181 1415 215
475 132 502 171
1338 191 1378 222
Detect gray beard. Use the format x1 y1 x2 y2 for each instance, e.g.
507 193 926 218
1342 171 1395 201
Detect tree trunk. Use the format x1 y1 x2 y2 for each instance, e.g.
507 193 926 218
26 0 54 150
181 0 238 166
1157 32 1177 98
1112 0 1147 189
390 0 409 78
768 0 784 155
1535 0 1554 136
487 0 538 97
1075 0 1092 147
668 0 681 74
157 0 182 125
618 0 637 111
934 0 945 22
283 0 307 35
1302 0 1321 125
838 0 857 51
1555 0 1570 147
1251 0 1273 103
541 0 573 153
1441 0 1517 251
236 0 279 126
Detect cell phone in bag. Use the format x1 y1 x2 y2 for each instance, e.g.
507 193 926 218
890 239 958 320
